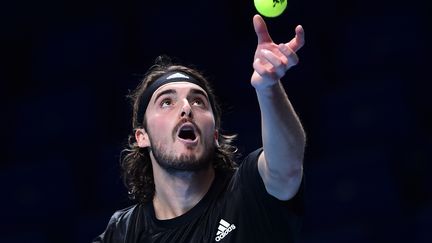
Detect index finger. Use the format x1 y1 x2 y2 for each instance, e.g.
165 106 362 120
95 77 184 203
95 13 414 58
253 14 273 44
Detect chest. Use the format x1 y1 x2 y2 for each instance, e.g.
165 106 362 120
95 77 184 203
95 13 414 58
138 194 286 243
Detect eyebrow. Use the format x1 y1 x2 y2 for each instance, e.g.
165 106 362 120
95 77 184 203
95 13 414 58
190 89 209 100
153 89 176 104
152 88 209 104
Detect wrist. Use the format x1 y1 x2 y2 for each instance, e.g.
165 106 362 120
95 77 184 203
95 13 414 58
254 80 282 96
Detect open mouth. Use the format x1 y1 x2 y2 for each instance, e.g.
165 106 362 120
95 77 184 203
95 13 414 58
177 124 197 141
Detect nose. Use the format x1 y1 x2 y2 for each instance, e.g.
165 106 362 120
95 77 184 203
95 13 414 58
180 99 193 118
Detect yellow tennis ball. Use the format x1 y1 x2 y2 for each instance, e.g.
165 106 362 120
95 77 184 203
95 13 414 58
254 0 287 18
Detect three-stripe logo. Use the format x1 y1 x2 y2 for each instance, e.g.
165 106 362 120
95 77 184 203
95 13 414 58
215 219 236 242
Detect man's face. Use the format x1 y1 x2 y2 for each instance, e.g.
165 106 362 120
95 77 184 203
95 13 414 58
142 82 217 171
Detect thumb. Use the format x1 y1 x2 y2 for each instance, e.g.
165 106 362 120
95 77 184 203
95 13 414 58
253 14 273 44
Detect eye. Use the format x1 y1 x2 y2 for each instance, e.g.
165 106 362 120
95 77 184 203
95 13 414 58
191 98 206 107
160 98 173 108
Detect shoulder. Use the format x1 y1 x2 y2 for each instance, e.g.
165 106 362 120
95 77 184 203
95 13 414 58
235 148 263 173
234 148 263 179
110 204 140 223
235 148 304 204
224 148 263 193
107 204 144 233
242 148 263 164
93 204 142 243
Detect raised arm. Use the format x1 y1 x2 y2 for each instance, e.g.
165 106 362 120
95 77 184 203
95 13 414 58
252 14 306 201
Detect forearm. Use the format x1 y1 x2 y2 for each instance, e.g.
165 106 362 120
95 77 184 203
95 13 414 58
256 80 305 176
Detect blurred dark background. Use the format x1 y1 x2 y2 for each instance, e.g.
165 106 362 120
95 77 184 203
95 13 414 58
1 0 431 242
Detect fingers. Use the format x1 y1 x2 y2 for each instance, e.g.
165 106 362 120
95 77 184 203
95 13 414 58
287 25 305 52
254 16 305 53
262 46 299 71
252 17 305 81
278 44 299 68
260 49 287 78
253 14 273 44
255 47 299 79
253 58 269 78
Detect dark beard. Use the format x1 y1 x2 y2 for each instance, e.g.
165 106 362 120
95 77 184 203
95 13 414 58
150 143 215 173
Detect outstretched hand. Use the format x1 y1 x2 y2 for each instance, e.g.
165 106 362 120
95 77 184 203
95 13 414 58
251 14 305 90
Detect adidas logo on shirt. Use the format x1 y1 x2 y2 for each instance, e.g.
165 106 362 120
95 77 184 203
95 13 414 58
215 219 236 242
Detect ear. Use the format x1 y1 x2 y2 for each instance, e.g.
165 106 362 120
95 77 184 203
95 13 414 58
214 130 220 147
135 128 150 148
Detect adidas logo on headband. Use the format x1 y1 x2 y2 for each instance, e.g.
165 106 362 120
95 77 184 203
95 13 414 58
136 71 215 126
166 72 190 80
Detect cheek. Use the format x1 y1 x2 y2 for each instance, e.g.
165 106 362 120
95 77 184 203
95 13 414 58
146 114 174 135
201 114 216 135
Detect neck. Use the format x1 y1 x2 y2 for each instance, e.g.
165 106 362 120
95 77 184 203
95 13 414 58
151 160 215 220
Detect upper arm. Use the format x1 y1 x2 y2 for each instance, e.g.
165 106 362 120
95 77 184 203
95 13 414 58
257 151 303 201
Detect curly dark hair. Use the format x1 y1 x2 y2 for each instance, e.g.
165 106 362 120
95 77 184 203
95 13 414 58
120 55 238 203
